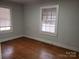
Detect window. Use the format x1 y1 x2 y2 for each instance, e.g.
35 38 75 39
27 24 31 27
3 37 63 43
0 7 12 33
40 5 59 35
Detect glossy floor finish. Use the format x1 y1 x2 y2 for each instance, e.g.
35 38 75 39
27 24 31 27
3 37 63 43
1 37 79 59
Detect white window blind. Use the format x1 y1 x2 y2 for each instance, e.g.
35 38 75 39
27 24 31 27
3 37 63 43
41 5 58 35
0 7 12 32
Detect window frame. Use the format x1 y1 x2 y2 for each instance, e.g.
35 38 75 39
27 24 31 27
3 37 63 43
0 7 13 34
40 5 59 36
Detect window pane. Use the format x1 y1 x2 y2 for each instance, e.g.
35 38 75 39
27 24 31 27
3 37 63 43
0 27 11 31
49 26 55 33
52 16 56 19
0 19 11 26
42 23 46 31
0 7 11 27
0 7 11 32
42 16 46 21
42 23 56 33
48 16 51 19
41 6 57 34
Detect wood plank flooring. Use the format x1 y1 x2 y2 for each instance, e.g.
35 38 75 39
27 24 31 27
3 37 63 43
1 37 79 59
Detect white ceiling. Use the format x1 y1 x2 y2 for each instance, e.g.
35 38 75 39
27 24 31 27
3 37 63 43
7 0 39 3
1 0 56 4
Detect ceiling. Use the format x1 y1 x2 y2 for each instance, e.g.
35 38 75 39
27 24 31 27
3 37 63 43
1 0 57 4
7 0 40 4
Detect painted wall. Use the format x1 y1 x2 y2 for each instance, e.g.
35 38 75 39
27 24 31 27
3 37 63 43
24 0 79 51
0 44 1 59
0 1 24 41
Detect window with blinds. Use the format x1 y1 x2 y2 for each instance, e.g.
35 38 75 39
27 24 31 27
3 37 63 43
40 5 58 35
0 7 12 32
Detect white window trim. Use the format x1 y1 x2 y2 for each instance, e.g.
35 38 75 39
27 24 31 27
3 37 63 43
40 5 59 36
0 7 13 34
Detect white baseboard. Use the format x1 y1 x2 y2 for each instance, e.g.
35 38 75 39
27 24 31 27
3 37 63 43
25 35 79 52
0 44 1 59
0 35 23 42
0 35 79 52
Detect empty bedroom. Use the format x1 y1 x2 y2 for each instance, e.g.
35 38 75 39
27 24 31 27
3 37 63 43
0 0 79 59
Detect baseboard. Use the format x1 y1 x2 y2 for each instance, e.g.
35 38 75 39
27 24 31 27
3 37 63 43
0 35 79 52
0 44 1 59
0 35 24 42
25 35 79 52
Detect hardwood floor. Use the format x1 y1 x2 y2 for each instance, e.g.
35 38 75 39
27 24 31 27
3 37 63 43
1 37 79 59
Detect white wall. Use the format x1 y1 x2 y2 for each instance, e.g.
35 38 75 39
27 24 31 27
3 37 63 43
0 44 1 59
24 0 79 52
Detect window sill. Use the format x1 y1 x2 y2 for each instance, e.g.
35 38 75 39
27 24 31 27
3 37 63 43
40 31 57 36
0 30 13 34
